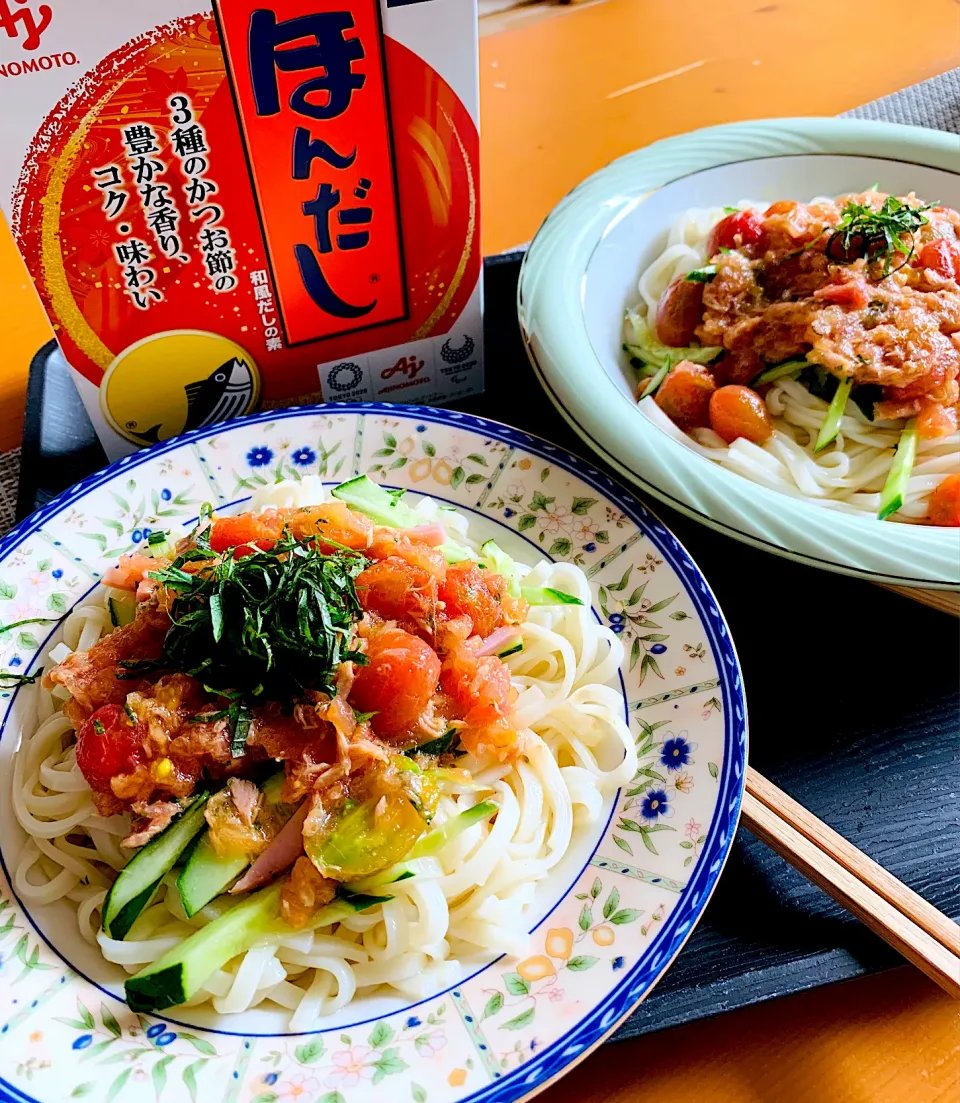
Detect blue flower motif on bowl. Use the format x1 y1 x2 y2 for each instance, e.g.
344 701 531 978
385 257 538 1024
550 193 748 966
661 736 695 771
247 446 273 468
291 447 317 467
641 788 670 820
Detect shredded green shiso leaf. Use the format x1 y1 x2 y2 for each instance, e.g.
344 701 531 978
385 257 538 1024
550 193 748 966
149 527 369 744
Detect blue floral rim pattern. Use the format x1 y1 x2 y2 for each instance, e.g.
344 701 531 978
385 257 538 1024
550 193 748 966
0 402 747 1103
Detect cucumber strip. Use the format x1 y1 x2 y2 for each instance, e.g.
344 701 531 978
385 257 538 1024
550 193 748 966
103 795 210 940
683 265 717 283
176 833 250 919
125 881 285 1012
623 311 722 370
107 596 136 628
409 800 498 859
814 376 854 452
331 474 424 528
479 540 522 597
126 883 395 1010
520 586 584 607
497 642 524 659
439 543 473 564
332 475 474 561
752 359 807 386
637 361 670 399
346 857 444 895
300 891 395 931
878 420 918 521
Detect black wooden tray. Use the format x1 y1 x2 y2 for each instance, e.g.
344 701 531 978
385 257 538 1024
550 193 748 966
16 254 960 1040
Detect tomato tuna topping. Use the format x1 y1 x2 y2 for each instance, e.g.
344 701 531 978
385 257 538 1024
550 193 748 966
356 557 437 635
928 474 960 527
284 501 373 551
209 511 284 558
75 704 145 792
916 400 958 440
350 628 441 737
439 562 510 638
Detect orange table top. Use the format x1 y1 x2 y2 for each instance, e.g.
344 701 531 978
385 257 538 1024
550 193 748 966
0 4 959 1097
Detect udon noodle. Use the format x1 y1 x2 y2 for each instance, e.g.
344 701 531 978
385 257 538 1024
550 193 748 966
11 481 635 1026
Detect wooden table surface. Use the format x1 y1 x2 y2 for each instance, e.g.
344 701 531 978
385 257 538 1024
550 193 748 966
1 1 959 1098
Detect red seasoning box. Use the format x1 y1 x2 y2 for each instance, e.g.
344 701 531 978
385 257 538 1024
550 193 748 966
0 0 482 457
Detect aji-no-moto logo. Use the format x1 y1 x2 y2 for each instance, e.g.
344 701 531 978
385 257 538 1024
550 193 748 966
327 361 364 392
0 0 52 50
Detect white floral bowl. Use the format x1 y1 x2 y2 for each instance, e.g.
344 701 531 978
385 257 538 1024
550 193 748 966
0 404 746 1103
519 118 960 588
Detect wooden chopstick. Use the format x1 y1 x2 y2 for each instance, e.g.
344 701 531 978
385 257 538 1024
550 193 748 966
740 766 960 999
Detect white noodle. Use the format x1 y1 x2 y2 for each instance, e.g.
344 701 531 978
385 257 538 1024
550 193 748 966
632 204 960 521
10 484 633 1027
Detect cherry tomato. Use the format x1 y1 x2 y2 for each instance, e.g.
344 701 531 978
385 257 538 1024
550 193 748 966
655 279 704 347
708 385 773 444
916 400 958 440
707 211 764 256
654 360 716 431
914 239 960 280
209 511 284 558
438 562 509 638
75 704 144 792
763 200 797 217
305 790 426 880
928 473 960 527
350 628 441 737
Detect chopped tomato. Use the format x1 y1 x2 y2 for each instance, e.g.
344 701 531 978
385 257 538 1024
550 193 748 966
103 553 159 592
928 474 960 527
812 280 870 310
655 279 704 347
441 644 517 760
654 360 716 430
209 511 284 558
75 704 145 793
914 239 960 280
350 627 441 737
708 210 764 256
439 562 511 638
366 528 446 578
284 501 373 551
708 385 773 444
440 645 511 716
356 557 437 635
916 400 958 440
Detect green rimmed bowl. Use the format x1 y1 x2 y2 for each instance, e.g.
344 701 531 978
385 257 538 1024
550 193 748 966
518 117 960 588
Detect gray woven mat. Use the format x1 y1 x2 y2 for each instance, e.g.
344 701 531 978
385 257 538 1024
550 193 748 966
844 67 960 135
3 70 959 530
